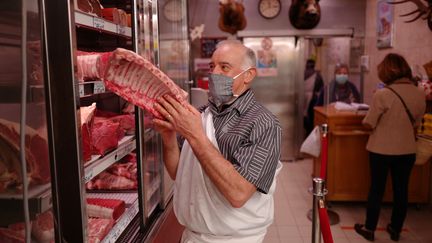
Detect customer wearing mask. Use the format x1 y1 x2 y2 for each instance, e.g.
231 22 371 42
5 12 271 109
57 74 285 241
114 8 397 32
316 63 361 105
354 53 426 241
152 40 282 242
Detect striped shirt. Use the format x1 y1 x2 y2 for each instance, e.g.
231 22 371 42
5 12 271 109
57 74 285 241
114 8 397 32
199 89 281 194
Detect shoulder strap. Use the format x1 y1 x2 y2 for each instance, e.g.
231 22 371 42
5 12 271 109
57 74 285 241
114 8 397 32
385 86 415 124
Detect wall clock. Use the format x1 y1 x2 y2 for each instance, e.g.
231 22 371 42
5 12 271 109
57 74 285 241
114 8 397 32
258 0 281 19
163 0 184 22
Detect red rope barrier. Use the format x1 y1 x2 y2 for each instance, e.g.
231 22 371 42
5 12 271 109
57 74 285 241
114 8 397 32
318 200 334 243
319 134 328 180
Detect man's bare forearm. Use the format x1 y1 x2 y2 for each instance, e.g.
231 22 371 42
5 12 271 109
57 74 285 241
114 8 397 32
187 134 256 208
161 134 180 180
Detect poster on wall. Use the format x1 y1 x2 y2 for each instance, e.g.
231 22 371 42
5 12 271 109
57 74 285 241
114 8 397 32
376 0 394 49
256 37 278 77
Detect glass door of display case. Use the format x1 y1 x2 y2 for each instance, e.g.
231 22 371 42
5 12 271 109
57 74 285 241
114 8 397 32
135 0 164 227
0 1 56 242
158 0 191 209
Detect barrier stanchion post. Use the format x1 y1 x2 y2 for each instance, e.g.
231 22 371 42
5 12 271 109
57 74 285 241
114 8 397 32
308 123 339 243
311 177 326 243
320 124 340 225
318 199 335 243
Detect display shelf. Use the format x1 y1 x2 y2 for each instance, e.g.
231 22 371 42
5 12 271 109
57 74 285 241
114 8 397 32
84 135 136 183
75 11 131 38
0 84 45 103
101 199 139 243
85 154 102 166
0 183 52 224
78 81 106 98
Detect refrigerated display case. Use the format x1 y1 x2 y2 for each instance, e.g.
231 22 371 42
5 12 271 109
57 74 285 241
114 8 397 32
0 0 189 242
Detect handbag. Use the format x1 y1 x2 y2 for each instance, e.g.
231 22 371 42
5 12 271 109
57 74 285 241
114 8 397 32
416 136 432 165
300 126 321 157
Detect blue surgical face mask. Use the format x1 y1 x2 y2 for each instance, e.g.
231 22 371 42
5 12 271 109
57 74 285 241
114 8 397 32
335 74 348 84
208 68 249 106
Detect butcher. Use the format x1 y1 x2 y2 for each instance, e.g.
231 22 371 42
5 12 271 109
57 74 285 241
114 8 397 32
153 40 282 243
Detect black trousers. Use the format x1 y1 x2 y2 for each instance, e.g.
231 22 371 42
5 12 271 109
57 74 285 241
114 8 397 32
365 152 415 233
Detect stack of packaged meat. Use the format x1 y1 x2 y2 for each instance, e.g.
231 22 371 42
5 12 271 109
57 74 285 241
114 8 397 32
86 153 137 190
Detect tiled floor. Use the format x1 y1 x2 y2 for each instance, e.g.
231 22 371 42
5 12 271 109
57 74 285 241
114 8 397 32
264 159 432 243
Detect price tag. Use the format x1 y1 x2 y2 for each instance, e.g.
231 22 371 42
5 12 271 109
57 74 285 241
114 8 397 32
79 84 84 97
117 25 126 35
93 82 105 94
93 17 105 29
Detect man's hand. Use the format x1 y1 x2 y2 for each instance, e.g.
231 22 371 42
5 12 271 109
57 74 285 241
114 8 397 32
154 95 205 141
152 113 176 142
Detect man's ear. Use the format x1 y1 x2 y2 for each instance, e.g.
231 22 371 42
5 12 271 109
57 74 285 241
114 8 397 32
244 68 257 84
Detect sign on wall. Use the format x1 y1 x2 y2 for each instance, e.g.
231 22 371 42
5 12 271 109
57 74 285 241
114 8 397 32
376 0 394 49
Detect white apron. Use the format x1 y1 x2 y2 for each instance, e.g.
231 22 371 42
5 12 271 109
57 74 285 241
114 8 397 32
174 108 282 243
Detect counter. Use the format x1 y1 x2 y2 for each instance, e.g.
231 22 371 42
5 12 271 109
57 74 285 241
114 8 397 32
313 106 430 203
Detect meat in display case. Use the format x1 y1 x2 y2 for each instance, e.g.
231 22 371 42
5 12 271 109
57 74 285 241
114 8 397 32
0 0 180 242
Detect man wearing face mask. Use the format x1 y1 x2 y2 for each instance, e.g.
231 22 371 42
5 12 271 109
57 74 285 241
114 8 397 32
316 63 361 106
152 40 282 243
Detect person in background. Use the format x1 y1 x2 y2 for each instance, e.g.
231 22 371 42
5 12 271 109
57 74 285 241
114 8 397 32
153 40 282 243
354 53 426 242
303 58 324 136
316 63 361 105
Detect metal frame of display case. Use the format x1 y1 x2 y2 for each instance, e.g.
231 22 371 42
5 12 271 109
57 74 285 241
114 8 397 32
42 0 86 241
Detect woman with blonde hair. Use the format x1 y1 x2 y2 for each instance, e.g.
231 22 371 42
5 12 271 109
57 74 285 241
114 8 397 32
355 53 425 241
